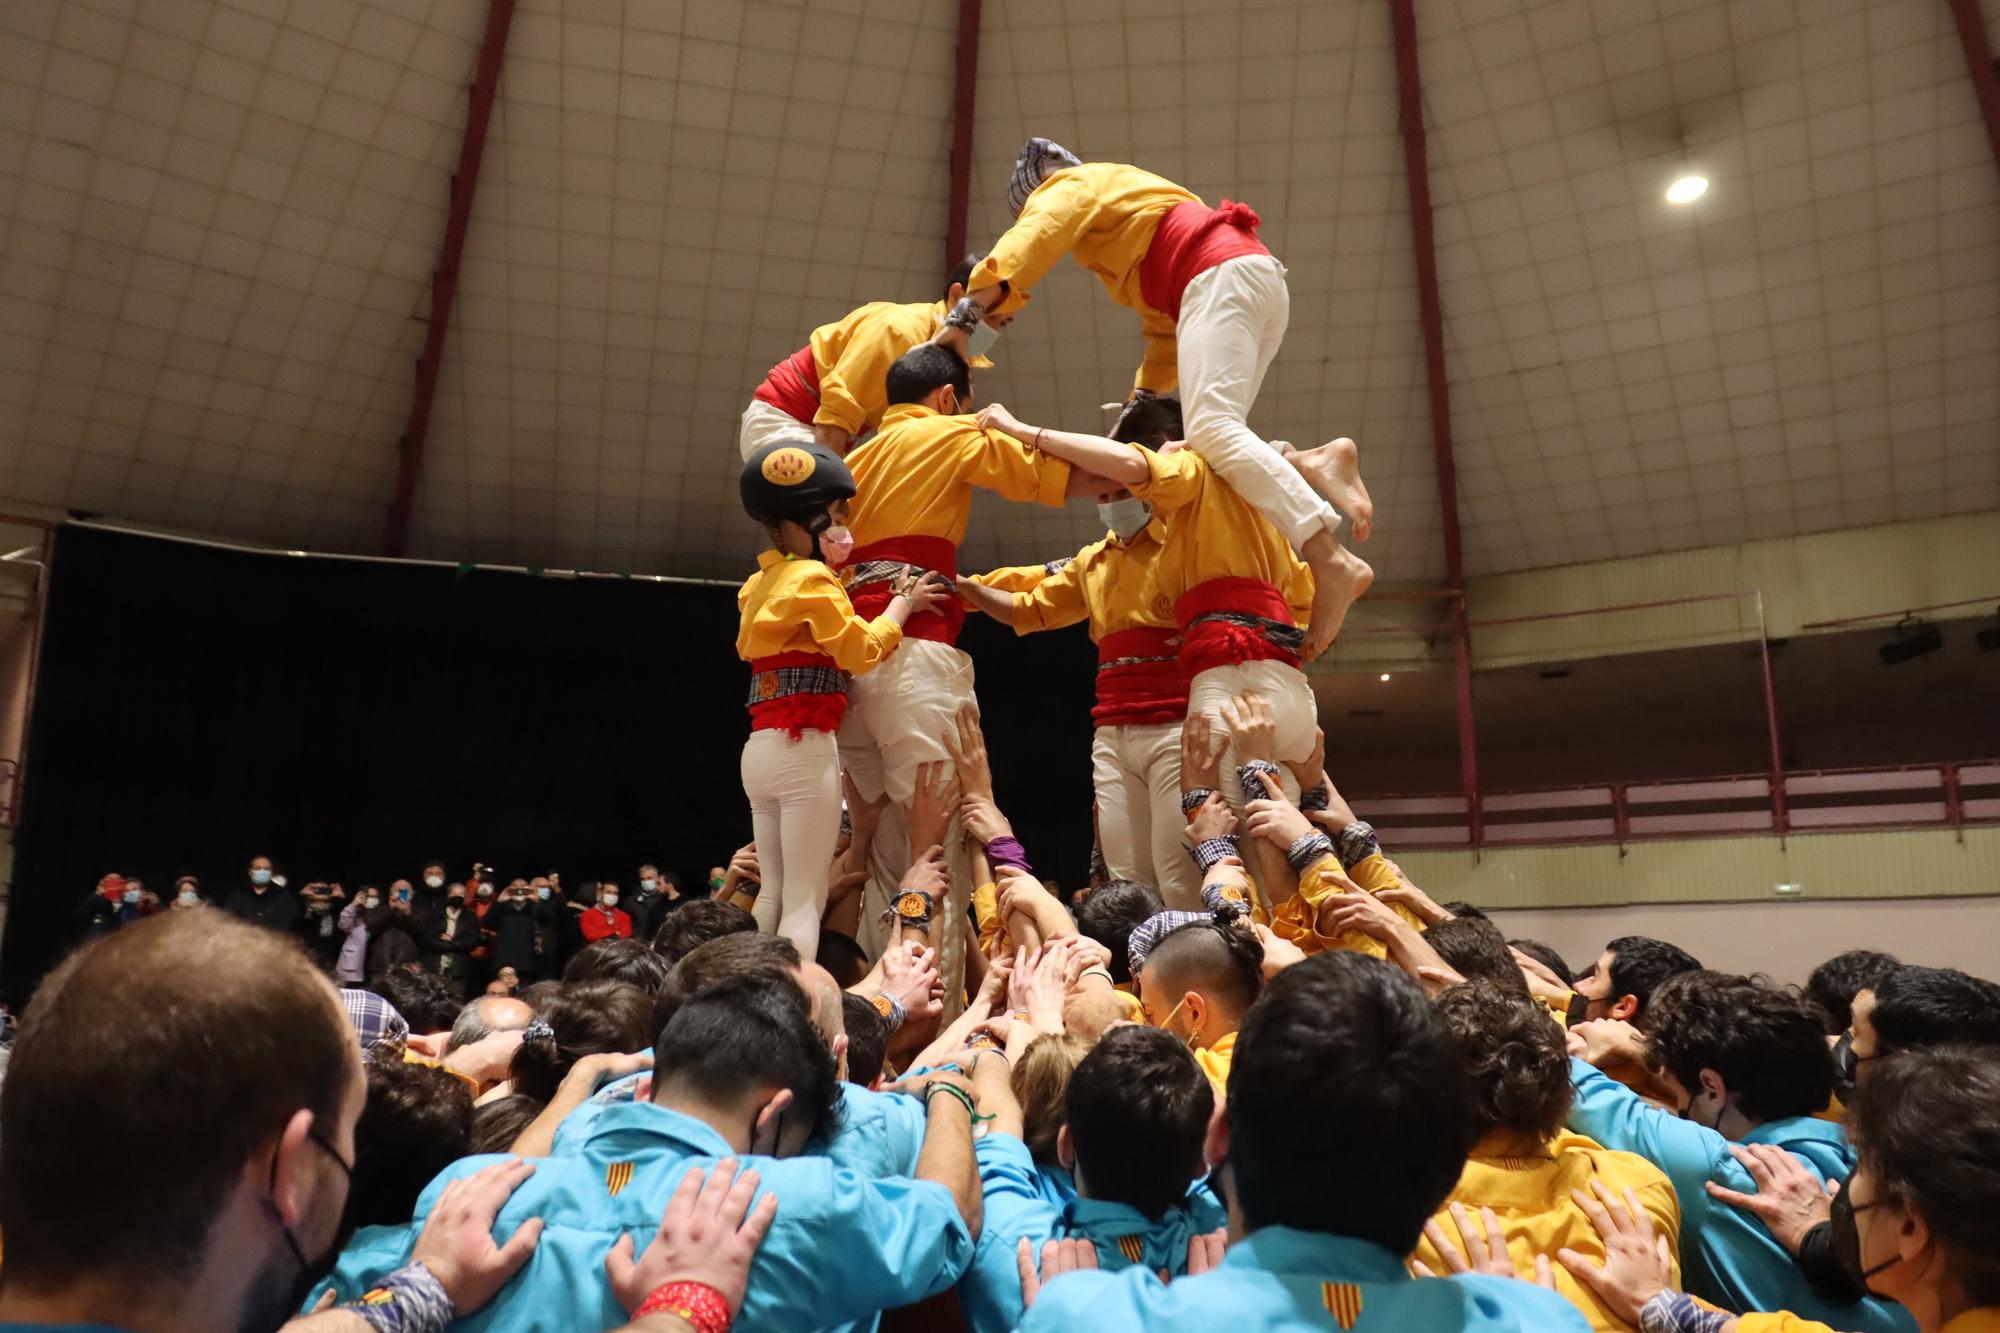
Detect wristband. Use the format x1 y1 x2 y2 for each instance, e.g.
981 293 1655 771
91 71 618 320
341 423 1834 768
1638 1291 1733 1333
1299 783 1330 812
1078 965 1115 986
1180 787 1215 816
943 295 985 332
1286 831 1337 875
1186 836 1239 873
882 889 936 929
1201 880 1249 916
987 835 1033 873
869 991 906 1032
1237 759 1283 804
1336 820 1382 870
635 1280 733 1333
924 1080 978 1120
348 1261 455 1333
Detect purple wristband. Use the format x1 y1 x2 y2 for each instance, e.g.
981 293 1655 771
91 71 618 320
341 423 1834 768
987 836 1033 874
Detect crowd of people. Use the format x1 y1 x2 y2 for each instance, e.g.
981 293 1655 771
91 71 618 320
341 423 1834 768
5 139 2000 1333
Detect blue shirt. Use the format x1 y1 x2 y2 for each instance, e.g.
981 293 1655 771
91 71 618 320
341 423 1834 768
1566 1058 1914 1333
556 1077 927 1180
320 1101 973 1333
961 1134 1226 1333
1017 1225 1592 1332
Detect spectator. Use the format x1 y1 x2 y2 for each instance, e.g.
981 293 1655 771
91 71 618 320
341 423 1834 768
170 875 204 910
488 880 543 984
298 881 348 972
1017 952 1586 1330
335 885 377 985
419 882 484 998
223 854 300 934
361 879 421 980
75 873 130 938
579 881 634 945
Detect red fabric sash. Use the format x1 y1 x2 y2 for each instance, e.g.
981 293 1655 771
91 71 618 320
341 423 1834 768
1138 199 1273 321
1094 626 1188 727
846 535 964 644
1174 577 1301 677
746 650 846 735
752 345 819 423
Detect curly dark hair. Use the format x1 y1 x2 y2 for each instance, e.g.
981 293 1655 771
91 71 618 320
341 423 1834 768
1868 965 2000 1054
1805 949 1901 1035
342 1052 473 1233
1435 980 1572 1141
1425 918 1527 994
1847 1044 2000 1307
1643 971 1834 1122
1074 879 1164 986
651 899 756 965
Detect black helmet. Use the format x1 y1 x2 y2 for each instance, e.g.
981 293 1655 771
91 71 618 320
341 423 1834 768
740 441 856 526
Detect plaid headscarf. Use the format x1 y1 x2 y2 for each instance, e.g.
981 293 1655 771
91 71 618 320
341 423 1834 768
1126 910 1204 976
339 988 409 1053
1008 136 1083 215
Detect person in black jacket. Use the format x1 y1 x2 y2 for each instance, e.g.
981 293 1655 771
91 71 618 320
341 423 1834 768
486 881 543 983
361 879 422 982
416 883 483 998
221 855 298 934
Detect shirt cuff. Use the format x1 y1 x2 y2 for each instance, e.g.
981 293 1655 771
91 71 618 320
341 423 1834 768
987 836 1033 874
1639 1291 1733 1333
1180 787 1216 815
1299 783 1330 812
1286 831 1337 875
1186 837 1240 873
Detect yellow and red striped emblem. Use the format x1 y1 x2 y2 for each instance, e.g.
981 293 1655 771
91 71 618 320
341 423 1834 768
605 1161 635 1197
1321 1281 1364 1329
1116 1234 1144 1265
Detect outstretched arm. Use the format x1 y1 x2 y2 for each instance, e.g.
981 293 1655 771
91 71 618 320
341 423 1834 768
979 404 1150 486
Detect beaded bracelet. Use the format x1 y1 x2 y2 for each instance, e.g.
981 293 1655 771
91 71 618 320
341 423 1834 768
635 1280 733 1333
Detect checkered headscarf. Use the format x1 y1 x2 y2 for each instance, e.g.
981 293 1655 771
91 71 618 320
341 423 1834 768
1008 137 1083 215
1126 909 1205 977
340 988 409 1053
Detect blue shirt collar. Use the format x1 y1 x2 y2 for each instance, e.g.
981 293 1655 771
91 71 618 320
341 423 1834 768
1223 1226 1412 1283
581 1100 737 1159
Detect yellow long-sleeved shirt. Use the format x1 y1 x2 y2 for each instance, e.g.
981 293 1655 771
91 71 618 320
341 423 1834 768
798 299 993 437
735 551 904 674
968 163 1197 392
1269 852 1429 960
1411 1131 1682 1333
844 404 1072 551
1127 445 1314 611
973 519 1175 641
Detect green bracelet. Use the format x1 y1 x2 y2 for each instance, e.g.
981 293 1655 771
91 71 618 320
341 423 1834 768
924 1081 978 1120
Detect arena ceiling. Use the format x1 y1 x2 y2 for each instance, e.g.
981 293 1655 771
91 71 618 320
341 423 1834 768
2 0 1995 584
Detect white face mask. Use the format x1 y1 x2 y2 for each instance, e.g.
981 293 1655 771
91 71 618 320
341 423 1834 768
640 877 658 892
425 875 445 889
122 888 141 905
477 884 493 898
537 886 552 900
601 893 620 908
362 896 379 909
1098 496 1153 542
818 525 854 568
966 319 1001 359
177 890 198 905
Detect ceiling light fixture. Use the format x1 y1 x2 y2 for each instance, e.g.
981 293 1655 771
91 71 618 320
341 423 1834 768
1379 673 1391 682
1666 175 1709 204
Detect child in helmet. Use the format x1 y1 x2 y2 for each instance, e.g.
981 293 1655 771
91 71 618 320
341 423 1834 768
737 439 949 960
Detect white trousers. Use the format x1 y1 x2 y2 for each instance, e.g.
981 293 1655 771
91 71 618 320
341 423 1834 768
1092 722 1203 910
739 398 812 461
1186 658 1317 812
741 727 843 961
1178 254 1344 551
839 638 977 1012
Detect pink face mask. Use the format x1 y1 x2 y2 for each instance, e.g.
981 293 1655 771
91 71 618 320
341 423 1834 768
818 526 855 567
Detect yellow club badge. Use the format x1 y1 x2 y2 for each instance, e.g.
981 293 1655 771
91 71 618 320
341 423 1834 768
762 446 816 486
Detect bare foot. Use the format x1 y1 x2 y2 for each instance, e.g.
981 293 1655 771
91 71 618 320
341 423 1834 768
1290 437 1374 542
1302 545 1374 661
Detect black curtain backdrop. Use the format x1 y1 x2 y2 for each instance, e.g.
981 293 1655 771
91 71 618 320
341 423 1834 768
3 524 1096 1000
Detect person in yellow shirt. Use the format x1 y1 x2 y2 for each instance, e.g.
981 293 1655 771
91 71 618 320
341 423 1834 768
935 137 1375 658
1128 893 1265 1098
739 256 1010 458
837 343 1103 1007
735 440 948 961
973 404 1323 821
1410 981 1682 1333
957 393 1202 908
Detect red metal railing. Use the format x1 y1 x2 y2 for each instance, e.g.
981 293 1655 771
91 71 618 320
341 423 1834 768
1357 760 2000 850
